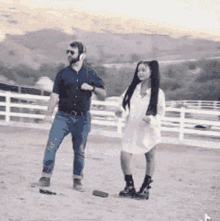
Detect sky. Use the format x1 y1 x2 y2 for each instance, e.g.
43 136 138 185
68 0 220 30
2 0 220 40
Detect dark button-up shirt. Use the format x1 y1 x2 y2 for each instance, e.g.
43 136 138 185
53 64 105 113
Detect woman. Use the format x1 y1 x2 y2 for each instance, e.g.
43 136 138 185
115 60 165 200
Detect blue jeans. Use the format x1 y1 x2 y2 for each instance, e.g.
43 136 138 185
42 111 91 179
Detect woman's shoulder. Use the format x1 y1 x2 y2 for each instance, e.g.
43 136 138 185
158 88 165 99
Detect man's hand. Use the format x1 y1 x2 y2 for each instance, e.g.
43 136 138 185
81 83 94 91
142 116 151 124
43 115 53 124
115 109 123 118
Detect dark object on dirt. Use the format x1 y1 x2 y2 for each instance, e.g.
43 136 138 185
93 190 108 198
39 189 56 195
195 125 211 129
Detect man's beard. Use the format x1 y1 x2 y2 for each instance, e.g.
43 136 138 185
69 56 80 65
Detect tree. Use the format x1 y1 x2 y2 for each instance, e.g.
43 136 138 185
151 46 159 59
0 64 16 82
96 45 105 64
195 60 220 83
129 53 140 63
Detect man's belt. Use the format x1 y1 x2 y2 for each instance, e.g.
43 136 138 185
68 110 87 116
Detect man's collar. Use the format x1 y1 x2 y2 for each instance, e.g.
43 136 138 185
70 63 86 72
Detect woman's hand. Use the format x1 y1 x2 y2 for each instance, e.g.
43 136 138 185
142 116 151 124
115 109 123 118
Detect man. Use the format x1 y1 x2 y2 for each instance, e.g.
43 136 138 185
33 41 106 192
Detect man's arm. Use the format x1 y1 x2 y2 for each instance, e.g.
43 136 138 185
81 83 106 101
45 92 59 116
93 87 106 101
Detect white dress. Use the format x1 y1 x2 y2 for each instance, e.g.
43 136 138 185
120 84 166 154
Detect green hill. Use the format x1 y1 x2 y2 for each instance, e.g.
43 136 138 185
0 3 220 101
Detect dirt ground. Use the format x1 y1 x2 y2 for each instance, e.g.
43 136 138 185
0 125 220 221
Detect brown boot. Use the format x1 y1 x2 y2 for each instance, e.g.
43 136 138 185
31 177 50 187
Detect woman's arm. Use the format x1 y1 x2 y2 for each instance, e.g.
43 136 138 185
115 88 129 118
157 89 166 118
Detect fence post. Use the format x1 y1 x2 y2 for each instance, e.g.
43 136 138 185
5 92 10 122
179 107 185 140
213 101 217 110
198 100 202 109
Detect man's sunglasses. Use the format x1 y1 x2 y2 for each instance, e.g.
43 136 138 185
66 50 74 55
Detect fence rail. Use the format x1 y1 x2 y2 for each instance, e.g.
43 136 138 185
0 92 220 146
166 100 220 110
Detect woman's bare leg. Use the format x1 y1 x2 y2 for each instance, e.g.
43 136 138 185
145 146 156 177
119 151 136 197
120 150 133 175
134 146 157 199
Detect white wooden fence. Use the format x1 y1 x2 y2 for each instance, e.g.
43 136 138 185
0 92 220 146
166 100 220 110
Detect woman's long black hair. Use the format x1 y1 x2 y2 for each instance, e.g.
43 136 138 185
122 60 160 116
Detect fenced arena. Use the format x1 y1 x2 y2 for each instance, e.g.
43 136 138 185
0 91 220 221
0 91 220 148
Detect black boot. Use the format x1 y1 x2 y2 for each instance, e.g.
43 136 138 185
119 175 136 198
134 175 153 200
